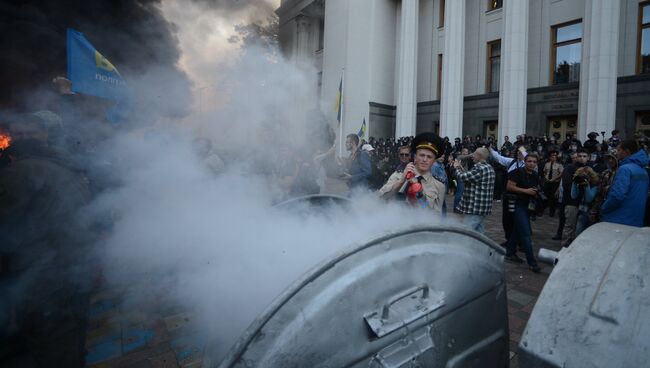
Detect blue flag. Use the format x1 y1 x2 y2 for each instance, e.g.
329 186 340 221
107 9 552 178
357 118 366 139
67 28 129 101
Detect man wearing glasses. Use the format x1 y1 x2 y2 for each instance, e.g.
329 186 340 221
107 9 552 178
395 145 412 173
378 146 411 197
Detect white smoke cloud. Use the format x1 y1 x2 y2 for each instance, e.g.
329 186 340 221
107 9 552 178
160 0 280 112
83 41 454 363
61 1 465 364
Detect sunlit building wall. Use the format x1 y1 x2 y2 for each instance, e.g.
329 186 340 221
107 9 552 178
277 0 650 143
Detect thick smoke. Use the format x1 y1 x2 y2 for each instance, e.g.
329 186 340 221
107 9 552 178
2 1 456 365
80 22 444 367
87 127 443 362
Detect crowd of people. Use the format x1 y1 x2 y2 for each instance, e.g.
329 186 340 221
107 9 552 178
340 130 650 273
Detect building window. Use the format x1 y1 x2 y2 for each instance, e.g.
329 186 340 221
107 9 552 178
439 0 445 28
484 120 498 141
486 40 501 93
488 0 502 11
638 2 650 74
437 54 443 99
636 111 650 137
551 20 582 85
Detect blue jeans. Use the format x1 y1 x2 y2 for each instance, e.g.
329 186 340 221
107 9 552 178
463 214 486 234
454 179 464 211
575 209 590 237
505 205 537 266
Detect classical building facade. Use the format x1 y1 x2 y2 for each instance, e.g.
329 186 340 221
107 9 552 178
276 0 650 144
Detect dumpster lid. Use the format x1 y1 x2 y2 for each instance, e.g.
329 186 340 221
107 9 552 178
217 225 506 367
519 223 650 367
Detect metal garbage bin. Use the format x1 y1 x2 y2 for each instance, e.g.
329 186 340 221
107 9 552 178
217 225 509 367
519 222 650 367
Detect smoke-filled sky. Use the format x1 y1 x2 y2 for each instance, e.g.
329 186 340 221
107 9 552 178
162 0 281 111
0 0 279 113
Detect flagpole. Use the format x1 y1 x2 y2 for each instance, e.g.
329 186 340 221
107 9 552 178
338 67 345 157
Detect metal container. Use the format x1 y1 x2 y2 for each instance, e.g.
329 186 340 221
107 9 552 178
217 226 508 367
519 223 650 367
273 194 351 210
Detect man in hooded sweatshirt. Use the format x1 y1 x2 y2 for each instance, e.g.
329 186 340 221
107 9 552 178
600 140 649 227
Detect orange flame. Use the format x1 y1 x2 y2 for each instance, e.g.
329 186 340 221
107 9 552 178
0 132 11 151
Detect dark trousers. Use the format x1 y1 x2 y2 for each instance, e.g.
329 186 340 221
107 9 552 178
505 205 538 267
494 171 505 199
502 194 514 241
556 203 566 237
543 182 559 215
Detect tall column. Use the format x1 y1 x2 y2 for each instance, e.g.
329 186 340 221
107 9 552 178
294 15 312 67
498 0 529 143
395 0 419 138
577 0 621 139
440 0 465 140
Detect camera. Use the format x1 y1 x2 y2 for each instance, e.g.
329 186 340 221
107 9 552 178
573 175 589 185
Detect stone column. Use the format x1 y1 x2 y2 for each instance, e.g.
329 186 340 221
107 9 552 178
577 0 621 139
439 0 465 140
498 0 529 143
395 0 419 138
294 14 312 67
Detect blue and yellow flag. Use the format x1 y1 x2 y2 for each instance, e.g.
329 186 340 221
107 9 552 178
67 28 129 101
334 76 343 123
357 118 366 139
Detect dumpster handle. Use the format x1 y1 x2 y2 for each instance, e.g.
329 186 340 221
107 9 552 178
382 284 429 319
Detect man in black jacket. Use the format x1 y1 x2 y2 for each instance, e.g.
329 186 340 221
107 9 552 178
583 132 600 154
504 153 542 273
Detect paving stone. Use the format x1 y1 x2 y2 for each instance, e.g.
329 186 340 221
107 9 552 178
86 322 122 349
163 313 193 333
122 325 154 354
170 334 203 367
507 289 535 306
148 351 178 368
86 338 122 366
120 359 152 368
513 310 530 321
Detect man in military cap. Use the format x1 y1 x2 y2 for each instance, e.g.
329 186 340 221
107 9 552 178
378 132 446 212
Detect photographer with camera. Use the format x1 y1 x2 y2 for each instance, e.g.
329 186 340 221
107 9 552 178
504 153 542 273
570 166 599 237
557 149 589 246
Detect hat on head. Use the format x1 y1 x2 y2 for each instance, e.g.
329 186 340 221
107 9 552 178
411 132 445 157
361 143 374 152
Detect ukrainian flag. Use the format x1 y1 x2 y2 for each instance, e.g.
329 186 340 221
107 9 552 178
334 76 343 123
357 118 366 139
67 28 129 101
